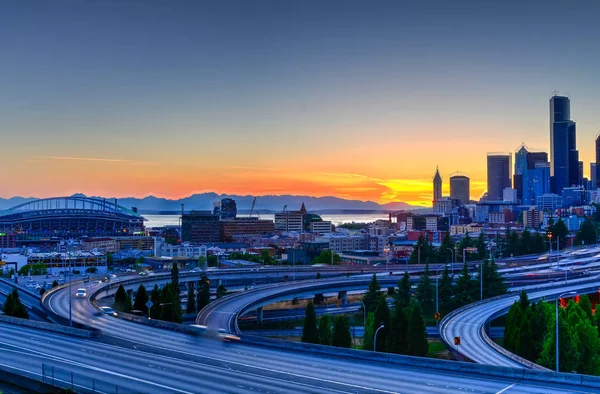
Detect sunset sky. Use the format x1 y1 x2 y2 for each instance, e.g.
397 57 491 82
2 1 600 207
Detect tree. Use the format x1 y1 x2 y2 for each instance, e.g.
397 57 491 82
453 261 475 307
362 312 375 351
313 293 325 305
548 218 568 250
106 252 114 269
531 232 546 254
216 284 227 299
4 289 29 319
395 272 411 308
39 287 45 296
301 301 319 344
132 284 148 312
159 283 182 323
373 295 391 352
186 282 196 313
416 263 434 313
515 315 536 361
578 294 593 323
52 280 59 288
437 265 454 315
197 276 210 310
113 284 132 313
476 232 487 260
150 284 161 318
197 256 207 271
318 314 333 346
503 302 522 352
518 228 532 256
386 304 407 354
260 249 276 265
207 255 218 267
332 315 352 348
439 233 454 263
362 274 381 313
518 290 529 311
481 259 506 299
575 219 597 246
538 308 580 372
406 302 428 356
409 234 436 265
171 263 180 296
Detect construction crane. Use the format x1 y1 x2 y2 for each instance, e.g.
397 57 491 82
249 197 257 218
283 204 287 213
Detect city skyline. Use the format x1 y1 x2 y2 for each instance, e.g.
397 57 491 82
2 1 600 206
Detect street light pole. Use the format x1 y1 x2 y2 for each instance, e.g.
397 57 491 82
374 324 385 352
360 301 366 332
67 240 72 327
435 264 446 326
556 291 576 373
444 248 454 276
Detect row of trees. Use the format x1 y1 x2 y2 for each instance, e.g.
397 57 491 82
301 302 352 348
310 250 341 265
228 250 276 265
18 262 48 276
2 288 29 319
504 291 600 374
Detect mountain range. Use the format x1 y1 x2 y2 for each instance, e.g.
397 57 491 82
0 193 422 213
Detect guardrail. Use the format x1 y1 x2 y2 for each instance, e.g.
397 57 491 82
0 314 100 338
0 277 42 300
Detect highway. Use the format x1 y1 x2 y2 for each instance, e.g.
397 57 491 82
441 275 600 368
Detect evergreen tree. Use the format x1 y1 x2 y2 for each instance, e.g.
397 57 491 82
3 289 15 316
171 263 180 296
575 219 597 246
503 302 521 352
216 284 227 299
133 284 149 312
406 302 428 356
409 234 436 265
531 232 546 253
186 282 196 313
8 289 29 319
362 274 381 313
578 294 593 323
52 280 59 288
363 312 375 350
373 295 391 352
318 314 333 346
159 283 182 323
197 276 211 310
457 234 475 262
416 263 434 313
197 256 207 271
482 259 506 299
515 312 536 361
301 301 319 344
114 284 132 312
531 301 553 359
332 315 352 348
39 287 45 296
453 261 474 307
150 284 161 318
439 233 454 263
518 290 529 311
518 228 532 255
395 272 411 308
437 265 454 315
386 304 407 354
538 308 580 372
476 232 487 260
548 218 568 250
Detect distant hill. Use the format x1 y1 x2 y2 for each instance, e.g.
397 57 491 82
0 193 422 213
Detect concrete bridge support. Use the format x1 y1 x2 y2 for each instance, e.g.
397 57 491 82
340 290 348 305
257 307 264 325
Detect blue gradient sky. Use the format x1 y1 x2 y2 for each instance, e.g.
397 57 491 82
1 1 600 205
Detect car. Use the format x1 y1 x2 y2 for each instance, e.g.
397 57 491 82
218 328 240 342
81 272 88 276
109 274 117 279
190 267 202 273
139 271 147 276
99 306 117 317
75 288 87 298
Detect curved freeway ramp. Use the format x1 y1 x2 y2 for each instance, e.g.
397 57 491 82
440 277 600 369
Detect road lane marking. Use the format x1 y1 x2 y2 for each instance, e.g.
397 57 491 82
496 383 515 394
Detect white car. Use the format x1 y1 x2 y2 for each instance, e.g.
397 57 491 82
99 306 117 317
75 288 87 298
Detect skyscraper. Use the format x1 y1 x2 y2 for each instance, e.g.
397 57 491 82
513 144 528 201
433 167 442 202
220 198 237 220
487 153 512 201
550 95 578 192
526 151 548 170
523 161 551 205
596 133 600 189
450 173 470 205
591 163 598 191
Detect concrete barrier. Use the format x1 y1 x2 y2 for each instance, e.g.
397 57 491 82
0 314 101 338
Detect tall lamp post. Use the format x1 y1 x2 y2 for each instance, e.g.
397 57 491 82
360 301 366 332
555 291 576 373
52 236 86 327
444 247 454 276
384 246 390 274
435 264 447 326
374 324 385 352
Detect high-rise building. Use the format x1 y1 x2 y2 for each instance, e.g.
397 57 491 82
220 198 237 220
513 144 528 202
487 153 512 201
596 134 600 189
433 167 442 202
522 161 551 205
550 95 578 193
591 163 598 191
526 151 548 170
449 174 470 205
182 211 220 243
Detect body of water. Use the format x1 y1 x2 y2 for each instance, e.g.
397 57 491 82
143 213 390 228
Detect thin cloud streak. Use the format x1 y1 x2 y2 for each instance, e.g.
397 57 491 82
40 156 154 165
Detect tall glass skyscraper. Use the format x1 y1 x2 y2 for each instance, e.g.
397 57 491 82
550 95 578 193
513 145 528 202
487 153 512 201
523 162 551 205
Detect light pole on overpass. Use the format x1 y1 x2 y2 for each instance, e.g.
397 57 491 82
435 264 447 326
52 236 86 327
360 301 366 332
556 291 576 373
444 248 454 276
374 324 384 352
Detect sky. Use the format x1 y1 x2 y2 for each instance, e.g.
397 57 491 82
1 1 600 207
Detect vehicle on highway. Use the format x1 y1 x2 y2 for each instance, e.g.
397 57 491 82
218 328 240 342
109 274 117 279
99 306 117 317
75 288 87 298
190 267 202 273
139 271 147 276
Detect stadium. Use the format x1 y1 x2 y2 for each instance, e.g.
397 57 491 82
0 196 145 240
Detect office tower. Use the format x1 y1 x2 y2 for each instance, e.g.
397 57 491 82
182 211 220 243
487 153 512 201
220 198 237 220
550 95 578 192
591 163 598 191
449 174 470 205
526 151 548 170
578 161 584 187
433 167 442 202
523 161 551 205
513 144 528 201
596 134 600 189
